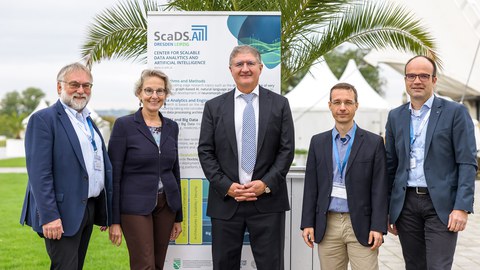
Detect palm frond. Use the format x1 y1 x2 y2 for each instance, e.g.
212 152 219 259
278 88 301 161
81 0 441 92
81 0 158 66
165 0 278 11
282 1 441 85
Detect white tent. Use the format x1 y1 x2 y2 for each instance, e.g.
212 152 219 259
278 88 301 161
339 59 390 137
286 60 337 112
286 61 337 151
287 60 390 151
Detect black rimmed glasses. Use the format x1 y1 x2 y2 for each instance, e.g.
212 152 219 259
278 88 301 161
143 87 166 97
59 80 93 90
405 73 433 82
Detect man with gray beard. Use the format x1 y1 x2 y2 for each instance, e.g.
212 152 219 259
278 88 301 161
20 62 113 270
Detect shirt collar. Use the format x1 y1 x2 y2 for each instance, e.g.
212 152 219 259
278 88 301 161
332 122 356 143
235 85 259 99
409 94 435 113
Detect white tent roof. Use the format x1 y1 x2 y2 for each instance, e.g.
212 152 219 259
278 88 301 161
339 59 390 109
365 0 480 100
287 59 391 152
286 60 337 111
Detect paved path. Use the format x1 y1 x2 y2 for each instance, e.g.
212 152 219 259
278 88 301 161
379 183 480 270
0 167 27 173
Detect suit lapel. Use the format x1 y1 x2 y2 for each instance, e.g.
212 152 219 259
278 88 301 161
324 132 334 181
345 126 365 176
257 87 272 153
133 109 158 146
55 101 87 172
160 114 173 148
221 90 238 158
87 116 105 145
424 97 442 157
401 104 411 159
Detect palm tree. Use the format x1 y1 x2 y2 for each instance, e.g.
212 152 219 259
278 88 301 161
81 0 439 93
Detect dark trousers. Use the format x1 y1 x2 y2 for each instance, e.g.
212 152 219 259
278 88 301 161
211 202 285 270
121 192 176 270
44 198 95 270
396 189 458 270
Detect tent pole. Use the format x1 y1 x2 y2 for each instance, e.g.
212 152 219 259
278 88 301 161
460 38 480 103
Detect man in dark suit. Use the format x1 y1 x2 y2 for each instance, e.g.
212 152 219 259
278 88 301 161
386 55 477 269
20 63 113 270
300 82 388 270
198 45 295 270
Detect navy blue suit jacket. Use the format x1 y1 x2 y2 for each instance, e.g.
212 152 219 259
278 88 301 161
386 96 477 225
300 127 388 246
20 100 113 236
198 87 295 220
108 108 182 223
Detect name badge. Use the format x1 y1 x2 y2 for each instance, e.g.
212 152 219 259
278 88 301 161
94 153 103 171
410 158 416 169
331 184 347 200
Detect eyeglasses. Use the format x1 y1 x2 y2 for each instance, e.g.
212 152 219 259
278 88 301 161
405 73 433 82
143 87 167 96
330 100 356 107
60 80 93 90
232 61 258 68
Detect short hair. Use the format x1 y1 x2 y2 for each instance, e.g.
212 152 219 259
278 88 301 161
330 82 358 102
134 69 172 97
229 45 262 66
404 55 437 77
57 63 92 82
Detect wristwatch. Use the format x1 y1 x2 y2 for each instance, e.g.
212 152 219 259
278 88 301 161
264 186 271 194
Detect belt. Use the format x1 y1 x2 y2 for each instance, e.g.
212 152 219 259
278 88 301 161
407 186 429 195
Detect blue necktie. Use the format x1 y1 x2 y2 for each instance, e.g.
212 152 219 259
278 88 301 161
241 93 256 174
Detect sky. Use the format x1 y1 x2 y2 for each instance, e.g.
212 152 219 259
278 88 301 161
0 1 150 111
0 0 408 112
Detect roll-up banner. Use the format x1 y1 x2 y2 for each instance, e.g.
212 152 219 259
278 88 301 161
147 11 281 269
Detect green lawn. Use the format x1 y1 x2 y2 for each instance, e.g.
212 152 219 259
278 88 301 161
0 173 130 269
0 158 26 167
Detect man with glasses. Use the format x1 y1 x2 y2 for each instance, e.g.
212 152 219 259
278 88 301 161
20 62 112 270
301 82 388 270
385 55 477 269
198 45 294 269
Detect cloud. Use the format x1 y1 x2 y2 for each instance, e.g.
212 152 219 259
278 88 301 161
0 0 148 110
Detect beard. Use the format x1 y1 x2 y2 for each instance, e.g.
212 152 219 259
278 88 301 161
60 89 90 112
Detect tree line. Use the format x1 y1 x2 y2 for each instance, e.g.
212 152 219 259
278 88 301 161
0 88 45 139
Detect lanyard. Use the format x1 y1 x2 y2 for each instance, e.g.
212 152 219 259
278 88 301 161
333 123 356 178
409 109 431 145
86 118 98 152
66 110 98 152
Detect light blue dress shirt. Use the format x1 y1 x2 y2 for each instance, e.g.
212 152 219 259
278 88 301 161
407 95 434 187
328 125 355 213
60 100 105 198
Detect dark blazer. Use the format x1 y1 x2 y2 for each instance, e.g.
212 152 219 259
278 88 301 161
386 96 477 225
300 126 388 246
20 100 113 236
108 108 182 223
198 86 295 219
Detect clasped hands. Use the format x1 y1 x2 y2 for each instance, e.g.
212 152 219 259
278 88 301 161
228 180 267 202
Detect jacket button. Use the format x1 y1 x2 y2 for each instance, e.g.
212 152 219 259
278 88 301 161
84 176 88 181
82 199 87 204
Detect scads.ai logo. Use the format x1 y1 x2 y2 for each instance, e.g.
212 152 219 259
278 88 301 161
154 25 207 46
